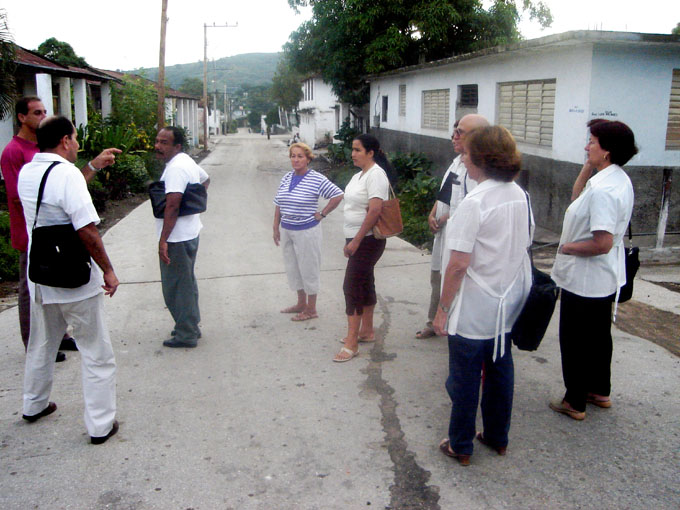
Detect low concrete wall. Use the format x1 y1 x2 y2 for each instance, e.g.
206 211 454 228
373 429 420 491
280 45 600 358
373 127 678 234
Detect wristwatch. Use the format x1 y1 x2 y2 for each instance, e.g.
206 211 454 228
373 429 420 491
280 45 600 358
87 161 100 172
440 304 451 313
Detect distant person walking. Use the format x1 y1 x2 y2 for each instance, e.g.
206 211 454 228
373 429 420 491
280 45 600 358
18 116 120 444
273 143 343 321
154 127 210 348
334 134 391 363
549 119 637 420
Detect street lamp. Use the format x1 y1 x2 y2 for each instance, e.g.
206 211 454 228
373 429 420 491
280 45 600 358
203 21 237 148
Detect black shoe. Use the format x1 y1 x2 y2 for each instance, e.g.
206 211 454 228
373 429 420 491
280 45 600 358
171 330 201 339
23 402 57 422
55 351 66 363
59 337 78 351
163 337 198 348
91 420 119 445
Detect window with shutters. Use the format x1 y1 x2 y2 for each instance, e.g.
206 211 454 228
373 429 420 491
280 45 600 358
422 89 450 130
498 79 555 147
399 84 406 116
666 69 680 150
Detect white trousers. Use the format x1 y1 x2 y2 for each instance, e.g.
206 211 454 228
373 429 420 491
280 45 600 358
23 290 117 437
280 224 322 295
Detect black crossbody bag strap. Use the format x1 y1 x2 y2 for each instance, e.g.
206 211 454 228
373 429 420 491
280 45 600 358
32 161 61 231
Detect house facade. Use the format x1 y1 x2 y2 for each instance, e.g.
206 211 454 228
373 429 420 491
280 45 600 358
367 31 680 234
298 76 369 148
0 47 117 151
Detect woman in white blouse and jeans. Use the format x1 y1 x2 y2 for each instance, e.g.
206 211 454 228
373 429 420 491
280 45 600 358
433 126 532 466
549 119 637 420
334 134 391 363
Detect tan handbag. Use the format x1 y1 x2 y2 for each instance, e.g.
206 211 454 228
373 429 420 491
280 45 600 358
372 183 403 239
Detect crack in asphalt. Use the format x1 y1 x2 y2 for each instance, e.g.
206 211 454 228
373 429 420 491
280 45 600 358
362 295 441 510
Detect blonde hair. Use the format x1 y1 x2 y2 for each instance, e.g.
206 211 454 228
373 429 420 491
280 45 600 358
289 142 314 161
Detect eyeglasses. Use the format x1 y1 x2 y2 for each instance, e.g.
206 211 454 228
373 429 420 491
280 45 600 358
452 128 466 139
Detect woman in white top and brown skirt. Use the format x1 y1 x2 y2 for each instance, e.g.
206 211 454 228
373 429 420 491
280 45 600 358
549 119 637 420
433 126 532 465
334 134 391 362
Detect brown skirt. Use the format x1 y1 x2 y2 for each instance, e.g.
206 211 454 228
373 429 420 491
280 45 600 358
343 236 386 316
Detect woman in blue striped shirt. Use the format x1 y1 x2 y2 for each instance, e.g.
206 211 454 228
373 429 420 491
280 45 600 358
273 143 344 321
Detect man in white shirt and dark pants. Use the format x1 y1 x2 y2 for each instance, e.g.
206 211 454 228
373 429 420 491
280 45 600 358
18 116 120 444
154 127 210 348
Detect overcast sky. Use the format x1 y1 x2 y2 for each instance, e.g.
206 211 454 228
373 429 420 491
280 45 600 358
2 1 678 71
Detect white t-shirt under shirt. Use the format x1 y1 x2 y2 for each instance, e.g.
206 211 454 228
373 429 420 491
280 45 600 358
432 155 477 272
342 163 390 238
155 152 210 242
552 164 634 297
18 153 105 304
445 179 533 340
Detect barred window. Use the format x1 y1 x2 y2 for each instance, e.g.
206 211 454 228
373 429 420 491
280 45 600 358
498 79 555 147
382 96 388 122
399 84 406 116
458 84 478 107
422 89 450 130
666 69 680 150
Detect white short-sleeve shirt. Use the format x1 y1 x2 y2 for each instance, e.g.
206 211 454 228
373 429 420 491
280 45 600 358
342 163 389 238
551 164 634 297
432 155 477 272
155 152 210 242
18 153 105 304
444 180 533 339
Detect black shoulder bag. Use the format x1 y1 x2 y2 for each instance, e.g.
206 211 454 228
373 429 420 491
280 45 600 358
28 162 92 288
618 223 639 303
510 192 559 351
148 181 208 219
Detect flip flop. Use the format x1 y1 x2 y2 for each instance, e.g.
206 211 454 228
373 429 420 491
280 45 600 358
291 312 318 322
333 347 358 363
438 438 471 466
416 328 436 339
586 394 612 408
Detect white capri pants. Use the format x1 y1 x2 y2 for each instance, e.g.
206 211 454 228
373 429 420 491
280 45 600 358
23 289 117 438
280 224 322 295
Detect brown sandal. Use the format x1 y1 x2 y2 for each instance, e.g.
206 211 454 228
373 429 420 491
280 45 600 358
475 432 507 456
416 328 436 339
438 438 470 466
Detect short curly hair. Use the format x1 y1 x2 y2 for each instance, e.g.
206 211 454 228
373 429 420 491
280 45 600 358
587 119 638 166
465 126 521 182
289 142 314 161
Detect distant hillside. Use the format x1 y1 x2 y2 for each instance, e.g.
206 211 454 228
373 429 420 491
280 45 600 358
129 52 281 92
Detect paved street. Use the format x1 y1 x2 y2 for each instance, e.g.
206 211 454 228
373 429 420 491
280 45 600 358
1 131 678 510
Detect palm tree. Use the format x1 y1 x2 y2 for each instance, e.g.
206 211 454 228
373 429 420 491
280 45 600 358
0 9 17 120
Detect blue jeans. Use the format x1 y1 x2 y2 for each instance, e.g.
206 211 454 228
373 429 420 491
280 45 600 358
446 334 514 455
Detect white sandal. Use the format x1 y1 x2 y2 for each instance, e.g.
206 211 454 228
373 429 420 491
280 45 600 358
333 346 358 363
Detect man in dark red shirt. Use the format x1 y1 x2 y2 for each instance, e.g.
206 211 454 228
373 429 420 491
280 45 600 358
1 96 119 359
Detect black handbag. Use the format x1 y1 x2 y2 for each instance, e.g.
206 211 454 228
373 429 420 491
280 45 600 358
28 162 92 288
618 224 639 303
148 181 208 219
510 193 559 351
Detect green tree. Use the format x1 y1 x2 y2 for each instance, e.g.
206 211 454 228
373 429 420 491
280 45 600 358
0 9 16 120
35 37 88 67
270 59 303 111
286 0 552 105
672 23 680 35
109 75 158 139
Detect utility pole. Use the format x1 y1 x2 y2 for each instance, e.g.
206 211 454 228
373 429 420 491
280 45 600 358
157 0 169 129
203 21 237 148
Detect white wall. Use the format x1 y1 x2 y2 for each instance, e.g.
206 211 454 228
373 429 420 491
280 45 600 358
370 44 597 163
299 77 340 146
590 44 680 166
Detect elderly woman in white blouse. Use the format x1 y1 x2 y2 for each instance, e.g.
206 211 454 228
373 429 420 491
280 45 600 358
433 126 532 466
549 119 637 421
273 142 344 322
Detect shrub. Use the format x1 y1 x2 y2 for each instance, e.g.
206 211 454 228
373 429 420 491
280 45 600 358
397 169 439 249
95 153 150 200
0 211 19 281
